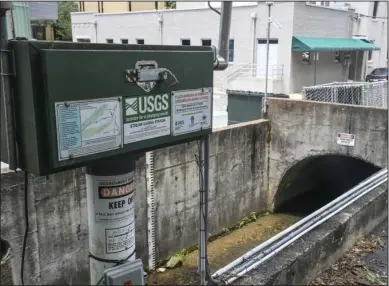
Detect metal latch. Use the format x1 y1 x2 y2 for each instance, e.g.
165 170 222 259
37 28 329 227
125 60 178 92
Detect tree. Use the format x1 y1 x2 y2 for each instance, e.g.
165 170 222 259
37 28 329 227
51 2 79 41
165 1 176 9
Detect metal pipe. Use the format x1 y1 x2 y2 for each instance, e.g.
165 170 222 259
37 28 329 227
354 51 359 81
212 168 387 278
227 173 387 284
208 1 220 15
94 20 98 43
251 12 257 77
0 1 18 171
314 52 317 85
158 12 163 45
228 172 387 278
214 170 387 279
263 2 272 115
214 1 232 71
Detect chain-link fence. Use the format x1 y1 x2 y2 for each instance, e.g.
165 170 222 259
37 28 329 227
302 81 388 108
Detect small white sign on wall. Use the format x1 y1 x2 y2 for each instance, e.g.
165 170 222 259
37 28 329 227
337 132 355 147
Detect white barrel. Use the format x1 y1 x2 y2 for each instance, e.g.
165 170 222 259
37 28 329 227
86 171 136 285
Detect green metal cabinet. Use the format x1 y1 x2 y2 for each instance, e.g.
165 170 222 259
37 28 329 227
1 40 214 175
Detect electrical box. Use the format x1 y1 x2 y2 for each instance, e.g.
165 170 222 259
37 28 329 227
104 259 145 286
1 40 214 175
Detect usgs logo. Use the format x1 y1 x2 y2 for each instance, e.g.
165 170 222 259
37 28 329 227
126 94 169 116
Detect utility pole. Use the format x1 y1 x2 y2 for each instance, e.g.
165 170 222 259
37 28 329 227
263 2 273 115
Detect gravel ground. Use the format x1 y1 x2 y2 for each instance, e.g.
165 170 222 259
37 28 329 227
311 218 388 285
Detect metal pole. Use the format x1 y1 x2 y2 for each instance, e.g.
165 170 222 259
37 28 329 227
314 52 317 85
214 2 232 70
86 154 137 285
198 135 210 285
251 12 257 77
158 12 163 45
354 51 359 81
264 2 272 115
94 20 98 43
1 2 18 171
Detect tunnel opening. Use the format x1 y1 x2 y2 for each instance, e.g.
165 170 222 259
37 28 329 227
274 155 381 216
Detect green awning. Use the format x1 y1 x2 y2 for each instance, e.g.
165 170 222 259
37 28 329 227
292 36 380 52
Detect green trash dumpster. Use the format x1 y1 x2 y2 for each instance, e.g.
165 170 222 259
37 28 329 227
227 90 289 125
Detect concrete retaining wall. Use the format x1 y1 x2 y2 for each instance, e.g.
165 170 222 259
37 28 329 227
0 119 270 285
1 98 387 285
267 98 388 209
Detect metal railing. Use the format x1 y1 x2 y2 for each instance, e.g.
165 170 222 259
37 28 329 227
214 63 284 93
302 81 388 109
227 63 284 81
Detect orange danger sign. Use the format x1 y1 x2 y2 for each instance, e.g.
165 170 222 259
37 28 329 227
98 182 133 199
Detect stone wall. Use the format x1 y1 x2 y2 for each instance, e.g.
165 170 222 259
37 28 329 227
0 119 270 285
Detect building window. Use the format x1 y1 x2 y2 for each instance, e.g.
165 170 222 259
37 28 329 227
181 39 191 46
77 38 91 43
320 1 330 7
372 1 379 19
228 39 235 63
121 39 129 44
136 39 144 44
155 1 158 10
31 23 46 40
202 39 212 46
368 50 373 60
106 38 114 44
128 1 132 11
334 51 341 63
302 52 311 65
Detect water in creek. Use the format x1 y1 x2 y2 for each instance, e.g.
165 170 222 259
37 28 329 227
147 213 300 285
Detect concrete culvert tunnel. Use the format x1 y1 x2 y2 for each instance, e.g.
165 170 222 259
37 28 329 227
274 155 381 216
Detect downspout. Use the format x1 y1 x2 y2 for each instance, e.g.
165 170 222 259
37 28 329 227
214 2 232 71
158 12 163 45
251 12 257 77
94 20 98 43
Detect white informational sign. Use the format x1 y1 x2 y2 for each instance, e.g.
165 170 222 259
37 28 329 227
105 222 135 254
337 132 355 147
172 88 212 136
55 97 123 161
93 175 135 223
123 94 171 144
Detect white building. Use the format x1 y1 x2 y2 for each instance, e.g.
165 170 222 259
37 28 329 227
71 2 383 95
307 1 387 74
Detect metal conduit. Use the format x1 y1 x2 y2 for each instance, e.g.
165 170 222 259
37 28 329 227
212 169 387 278
226 175 387 284
228 174 387 279
212 169 387 283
